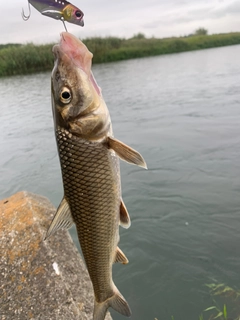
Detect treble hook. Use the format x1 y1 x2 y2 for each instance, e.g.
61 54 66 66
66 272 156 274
22 0 31 21
61 17 68 32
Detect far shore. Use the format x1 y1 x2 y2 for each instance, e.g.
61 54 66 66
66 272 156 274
1 32 240 77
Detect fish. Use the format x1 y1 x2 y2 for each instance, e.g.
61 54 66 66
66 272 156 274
22 0 84 28
45 32 147 320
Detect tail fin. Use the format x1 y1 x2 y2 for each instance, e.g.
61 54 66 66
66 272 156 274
93 300 108 320
93 286 131 320
109 289 132 317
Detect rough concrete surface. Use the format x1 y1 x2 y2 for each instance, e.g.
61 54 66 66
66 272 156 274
0 191 112 320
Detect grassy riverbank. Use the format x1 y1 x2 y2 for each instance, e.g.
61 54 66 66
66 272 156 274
1 32 240 77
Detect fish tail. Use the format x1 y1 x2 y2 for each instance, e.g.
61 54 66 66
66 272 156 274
93 300 108 320
93 286 131 320
108 288 132 317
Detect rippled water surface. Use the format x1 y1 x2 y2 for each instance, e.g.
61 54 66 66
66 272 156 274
1 45 240 320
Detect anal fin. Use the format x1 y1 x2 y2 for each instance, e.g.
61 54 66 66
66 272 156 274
114 247 129 264
120 199 131 229
108 136 147 169
45 197 73 240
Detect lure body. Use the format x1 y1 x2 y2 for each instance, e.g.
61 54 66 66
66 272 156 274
23 0 84 27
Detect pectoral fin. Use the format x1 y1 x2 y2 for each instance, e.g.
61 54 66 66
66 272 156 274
45 197 73 240
114 247 129 264
108 137 147 169
120 200 131 229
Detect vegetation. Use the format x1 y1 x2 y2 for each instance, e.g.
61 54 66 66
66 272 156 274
168 283 240 320
195 28 208 36
203 283 240 320
0 43 53 77
0 43 21 50
131 32 146 39
1 32 240 77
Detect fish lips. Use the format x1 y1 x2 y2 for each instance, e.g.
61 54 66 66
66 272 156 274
53 33 101 96
52 45 83 84
52 44 70 66
52 33 91 76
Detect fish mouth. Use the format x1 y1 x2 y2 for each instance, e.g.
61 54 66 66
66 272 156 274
53 32 91 73
53 32 101 95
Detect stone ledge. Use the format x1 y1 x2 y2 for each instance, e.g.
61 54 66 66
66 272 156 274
0 191 112 320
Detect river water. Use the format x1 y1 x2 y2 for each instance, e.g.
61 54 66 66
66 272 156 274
1 45 240 320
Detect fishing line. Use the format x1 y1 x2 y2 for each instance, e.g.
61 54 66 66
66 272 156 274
61 18 68 32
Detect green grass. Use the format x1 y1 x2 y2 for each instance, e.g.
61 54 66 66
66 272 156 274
0 43 53 77
1 32 240 77
85 32 240 64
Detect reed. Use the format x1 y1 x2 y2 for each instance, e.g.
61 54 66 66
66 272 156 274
1 32 240 77
0 43 53 77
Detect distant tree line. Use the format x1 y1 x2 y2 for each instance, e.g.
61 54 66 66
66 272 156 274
195 28 208 36
185 27 208 38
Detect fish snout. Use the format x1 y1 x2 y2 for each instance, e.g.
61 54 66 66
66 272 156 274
52 44 72 70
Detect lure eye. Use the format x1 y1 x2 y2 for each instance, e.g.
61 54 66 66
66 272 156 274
60 87 71 104
75 10 82 19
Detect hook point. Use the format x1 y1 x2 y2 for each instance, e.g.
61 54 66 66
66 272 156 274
21 1 31 21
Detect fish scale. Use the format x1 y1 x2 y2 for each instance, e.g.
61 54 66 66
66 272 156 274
56 127 120 302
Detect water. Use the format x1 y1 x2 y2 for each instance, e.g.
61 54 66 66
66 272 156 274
1 45 240 320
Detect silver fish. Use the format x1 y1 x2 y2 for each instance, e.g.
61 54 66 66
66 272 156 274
46 32 147 320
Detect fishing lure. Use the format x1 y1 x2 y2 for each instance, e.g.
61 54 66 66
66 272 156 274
22 0 84 31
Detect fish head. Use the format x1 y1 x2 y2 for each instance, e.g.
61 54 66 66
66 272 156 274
51 32 110 139
62 4 84 26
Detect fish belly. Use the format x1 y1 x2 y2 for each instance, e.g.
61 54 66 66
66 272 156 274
56 127 120 302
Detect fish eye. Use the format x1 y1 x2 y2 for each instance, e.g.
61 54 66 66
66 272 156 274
60 87 71 104
75 10 82 18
